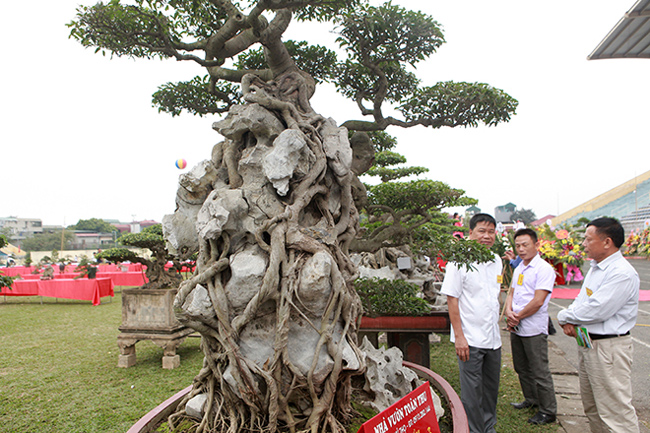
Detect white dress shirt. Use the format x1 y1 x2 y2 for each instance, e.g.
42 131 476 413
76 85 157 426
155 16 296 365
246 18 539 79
511 254 555 336
441 252 503 349
557 251 639 335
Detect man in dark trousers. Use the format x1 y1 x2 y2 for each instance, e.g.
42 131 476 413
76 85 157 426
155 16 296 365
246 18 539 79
441 213 503 433
504 228 557 425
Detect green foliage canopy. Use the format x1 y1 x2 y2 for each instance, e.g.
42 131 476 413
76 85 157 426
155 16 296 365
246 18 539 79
20 231 75 252
68 218 118 233
68 0 517 130
355 277 431 317
510 208 537 225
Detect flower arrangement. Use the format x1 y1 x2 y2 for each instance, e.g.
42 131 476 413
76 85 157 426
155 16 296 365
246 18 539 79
624 228 650 258
535 225 586 283
535 226 585 266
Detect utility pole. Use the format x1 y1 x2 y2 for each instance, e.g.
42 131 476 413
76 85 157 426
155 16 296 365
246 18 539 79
60 218 65 252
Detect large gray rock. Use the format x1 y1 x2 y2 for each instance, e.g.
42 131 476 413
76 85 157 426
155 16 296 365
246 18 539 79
196 189 249 241
359 338 444 420
213 103 284 145
321 118 352 179
263 129 315 196
185 393 208 420
224 244 268 313
358 265 400 280
162 212 199 259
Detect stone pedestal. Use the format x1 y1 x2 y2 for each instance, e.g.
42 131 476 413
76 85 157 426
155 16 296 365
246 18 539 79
117 288 193 369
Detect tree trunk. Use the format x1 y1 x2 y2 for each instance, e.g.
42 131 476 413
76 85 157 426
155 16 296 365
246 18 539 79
164 69 365 433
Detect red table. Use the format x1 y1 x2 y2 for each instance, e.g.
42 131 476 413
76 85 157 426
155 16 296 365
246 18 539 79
1 266 37 277
96 272 147 286
19 273 82 280
1 278 114 306
1 279 39 296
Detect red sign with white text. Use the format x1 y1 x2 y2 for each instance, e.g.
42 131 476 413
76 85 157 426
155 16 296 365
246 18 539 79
357 382 440 433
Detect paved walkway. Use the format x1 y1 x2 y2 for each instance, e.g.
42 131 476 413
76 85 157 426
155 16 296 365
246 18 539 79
501 328 650 432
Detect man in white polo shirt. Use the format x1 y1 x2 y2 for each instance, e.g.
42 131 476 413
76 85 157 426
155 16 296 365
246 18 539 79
504 228 557 425
441 213 502 433
557 217 640 433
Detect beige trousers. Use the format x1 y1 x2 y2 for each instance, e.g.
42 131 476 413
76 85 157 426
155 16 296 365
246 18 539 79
578 335 639 433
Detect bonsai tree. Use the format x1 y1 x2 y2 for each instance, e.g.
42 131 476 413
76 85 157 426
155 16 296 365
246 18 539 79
24 252 32 267
356 277 431 317
96 224 181 290
352 131 495 267
74 256 98 279
70 2 518 432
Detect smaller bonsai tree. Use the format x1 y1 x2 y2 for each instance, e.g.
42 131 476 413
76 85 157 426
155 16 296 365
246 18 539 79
24 252 32 267
74 256 97 279
356 277 431 317
96 224 181 290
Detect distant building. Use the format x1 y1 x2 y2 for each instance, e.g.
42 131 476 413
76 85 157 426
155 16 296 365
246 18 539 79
71 231 117 249
531 214 556 227
465 205 481 218
0 216 43 246
110 219 159 234
494 203 517 223
552 169 650 234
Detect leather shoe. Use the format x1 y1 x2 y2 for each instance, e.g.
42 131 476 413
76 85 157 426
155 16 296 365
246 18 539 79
528 412 556 425
510 401 536 410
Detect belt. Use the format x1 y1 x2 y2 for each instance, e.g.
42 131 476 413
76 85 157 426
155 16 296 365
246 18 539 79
588 331 630 340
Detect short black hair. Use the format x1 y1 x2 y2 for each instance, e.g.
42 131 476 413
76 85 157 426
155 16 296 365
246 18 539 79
514 228 537 243
469 213 496 230
587 217 625 248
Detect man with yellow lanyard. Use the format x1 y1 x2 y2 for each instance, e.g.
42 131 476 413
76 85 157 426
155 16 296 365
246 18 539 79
504 228 557 425
558 217 640 433
441 213 503 433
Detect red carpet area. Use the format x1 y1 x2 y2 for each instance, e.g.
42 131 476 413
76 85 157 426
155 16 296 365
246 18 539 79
552 288 650 301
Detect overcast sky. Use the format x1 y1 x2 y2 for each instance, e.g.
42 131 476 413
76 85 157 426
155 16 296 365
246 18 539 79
2 1 648 227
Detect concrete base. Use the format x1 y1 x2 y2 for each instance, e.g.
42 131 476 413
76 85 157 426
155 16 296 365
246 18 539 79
118 353 137 368
162 355 180 370
117 327 193 369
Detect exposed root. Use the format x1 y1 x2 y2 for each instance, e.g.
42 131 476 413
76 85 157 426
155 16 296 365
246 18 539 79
171 69 364 433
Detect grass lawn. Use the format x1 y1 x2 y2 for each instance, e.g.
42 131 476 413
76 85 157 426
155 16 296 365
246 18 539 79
430 334 559 433
0 292 204 433
1 293 557 432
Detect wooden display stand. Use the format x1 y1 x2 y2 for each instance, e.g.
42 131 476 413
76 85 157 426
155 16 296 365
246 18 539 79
359 313 450 369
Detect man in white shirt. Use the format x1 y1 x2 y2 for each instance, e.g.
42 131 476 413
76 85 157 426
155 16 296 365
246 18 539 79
504 228 557 425
557 217 640 433
441 213 502 433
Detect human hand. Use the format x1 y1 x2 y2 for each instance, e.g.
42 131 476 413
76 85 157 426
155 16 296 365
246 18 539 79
504 250 516 261
455 335 470 362
505 310 520 328
562 324 577 337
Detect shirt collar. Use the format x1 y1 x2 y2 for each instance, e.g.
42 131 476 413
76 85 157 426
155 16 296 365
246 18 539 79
522 253 542 269
590 250 623 270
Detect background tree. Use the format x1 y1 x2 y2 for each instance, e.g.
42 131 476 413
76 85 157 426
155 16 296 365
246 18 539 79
1 235 15 289
69 1 517 432
68 218 118 233
0 228 13 244
510 208 537 225
96 224 180 289
20 230 75 252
